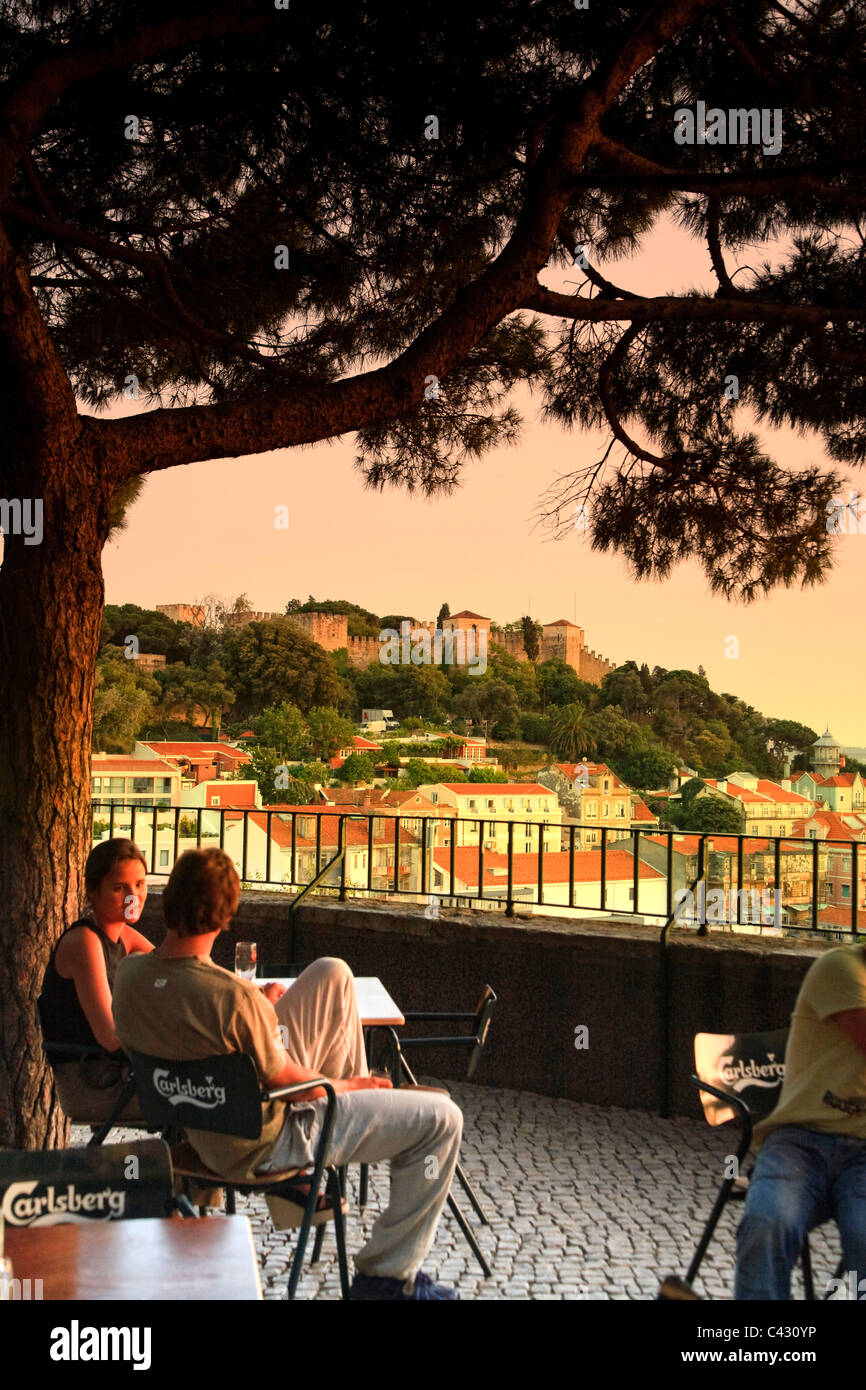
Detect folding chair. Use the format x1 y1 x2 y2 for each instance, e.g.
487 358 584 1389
37 993 141 1146
658 1028 844 1300
129 1050 350 1300
0 1138 189 1226
354 984 498 1279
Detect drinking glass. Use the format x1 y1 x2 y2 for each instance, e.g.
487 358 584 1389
235 941 257 981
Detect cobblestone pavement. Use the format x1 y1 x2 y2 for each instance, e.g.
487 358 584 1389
79 1081 846 1301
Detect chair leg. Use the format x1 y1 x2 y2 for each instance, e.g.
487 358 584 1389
328 1168 351 1300
287 1168 329 1300
446 1191 491 1278
359 1163 369 1208
685 1178 737 1286
801 1237 815 1301
453 1160 488 1224
310 1224 325 1265
225 1185 236 1216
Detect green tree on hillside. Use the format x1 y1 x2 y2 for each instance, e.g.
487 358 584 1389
550 703 597 763
338 752 376 784
255 702 309 761
223 620 348 716
306 708 357 761
92 653 158 752
521 616 540 663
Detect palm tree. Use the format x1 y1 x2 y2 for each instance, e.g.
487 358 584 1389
550 703 597 763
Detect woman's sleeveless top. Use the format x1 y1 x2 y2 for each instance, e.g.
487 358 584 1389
39 919 127 1063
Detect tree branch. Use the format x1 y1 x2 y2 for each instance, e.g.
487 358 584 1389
522 285 866 327
584 135 866 208
83 0 724 481
0 6 274 199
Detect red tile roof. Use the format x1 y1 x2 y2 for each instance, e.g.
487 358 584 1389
141 741 250 763
818 905 865 928
631 798 658 822
644 834 773 854
790 813 866 842
431 846 662 888
92 756 180 775
705 778 812 806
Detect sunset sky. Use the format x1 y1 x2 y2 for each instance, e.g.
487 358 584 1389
100 218 865 748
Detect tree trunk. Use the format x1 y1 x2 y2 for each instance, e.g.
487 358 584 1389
0 456 110 1148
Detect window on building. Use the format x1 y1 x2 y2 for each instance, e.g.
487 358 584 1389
842 884 851 899
468 800 477 812
524 840 532 853
132 777 153 795
160 778 172 794
91 777 102 793
107 777 124 795
604 780 610 793
616 803 626 817
487 799 495 811
603 802 610 817
585 803 597 817
159 850 169 867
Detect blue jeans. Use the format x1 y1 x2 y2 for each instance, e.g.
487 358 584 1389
735 1125 866 1300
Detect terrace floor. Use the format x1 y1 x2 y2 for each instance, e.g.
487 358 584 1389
78 1081 848 1301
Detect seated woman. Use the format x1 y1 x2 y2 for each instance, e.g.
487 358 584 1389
39 837 153 1122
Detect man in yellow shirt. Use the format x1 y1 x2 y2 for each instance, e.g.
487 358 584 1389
735 942 866 1299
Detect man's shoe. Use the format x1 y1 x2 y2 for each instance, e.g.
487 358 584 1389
351 1271 459 1300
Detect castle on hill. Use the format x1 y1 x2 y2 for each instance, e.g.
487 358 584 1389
287 608 616 685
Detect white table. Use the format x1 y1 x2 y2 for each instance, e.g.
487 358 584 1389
258 975 404 1027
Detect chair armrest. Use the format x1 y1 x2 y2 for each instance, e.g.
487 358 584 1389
262 1077 330 1103
399 1036 477 1049
689 1074 753 1160
44 1041 114 1059
402 1012 474 1022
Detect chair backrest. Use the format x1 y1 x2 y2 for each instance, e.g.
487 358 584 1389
693 1028 789 1126
129 1051 264 1139
466 986 497 1080
0 1140 172 1228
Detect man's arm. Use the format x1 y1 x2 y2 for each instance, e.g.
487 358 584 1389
832 1008 866 1056
236 989 390 1100
265 1051 391 1101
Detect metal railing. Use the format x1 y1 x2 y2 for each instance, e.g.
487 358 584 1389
90 802 864 937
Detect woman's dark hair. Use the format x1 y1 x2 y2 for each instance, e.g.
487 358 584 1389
85 838 148 892
163 849 240 937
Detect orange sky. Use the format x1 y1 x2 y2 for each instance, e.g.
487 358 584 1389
100 219 865 747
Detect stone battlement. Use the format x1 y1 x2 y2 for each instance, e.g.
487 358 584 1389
285 609 615 683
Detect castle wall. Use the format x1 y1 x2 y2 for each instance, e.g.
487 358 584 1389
579 647 617 684
284 610 616 684
286 611 348 651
